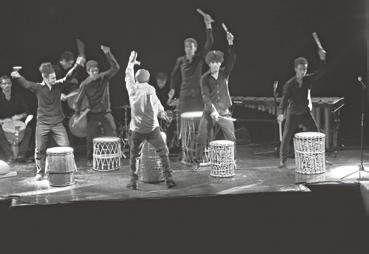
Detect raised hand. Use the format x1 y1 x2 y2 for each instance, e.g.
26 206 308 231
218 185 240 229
226 32 234 45
129 51 141 66
76 56 86 66
10 71 21 79
196 9 214 25
318 48 326 61
101 45 111 54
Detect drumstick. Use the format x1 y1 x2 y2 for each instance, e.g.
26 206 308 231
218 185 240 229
312 32 324 50
63 91 79 99
222 23 229 33
12 66 23 71
219 115 236 122
278 121 283 142
76 38 86 58
72 108 90 127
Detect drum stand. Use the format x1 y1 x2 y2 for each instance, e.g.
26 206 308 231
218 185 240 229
341 79 369 181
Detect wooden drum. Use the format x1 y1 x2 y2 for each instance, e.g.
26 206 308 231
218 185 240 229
46 147 76 187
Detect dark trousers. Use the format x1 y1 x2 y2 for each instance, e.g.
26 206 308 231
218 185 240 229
0 123 34 160
279 112 318 162
86 112 117 160
35 122 69 175
129 127 173 180
195 113 236 161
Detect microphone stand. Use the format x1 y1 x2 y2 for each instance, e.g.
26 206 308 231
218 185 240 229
341 77 369 180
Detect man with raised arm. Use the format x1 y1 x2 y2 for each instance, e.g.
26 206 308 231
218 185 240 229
125 51 176 190
11 56 85 180
277 48 327 168
193 31 237 170
74 45 120 167
169 10 214 114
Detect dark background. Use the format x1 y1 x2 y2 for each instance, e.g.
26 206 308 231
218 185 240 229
0 0 367 145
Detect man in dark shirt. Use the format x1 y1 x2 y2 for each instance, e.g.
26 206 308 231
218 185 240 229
0 75 35 164
193 31 236 170
154 72 170 110
169 10 214 114
11 56 85 180
74 45 120 167
277 48 326 168
53 51 81 146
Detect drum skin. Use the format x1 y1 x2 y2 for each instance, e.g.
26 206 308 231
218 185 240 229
68 113 87 138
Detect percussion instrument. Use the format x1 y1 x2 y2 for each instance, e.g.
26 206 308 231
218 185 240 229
68 109 89 138
209 140 235 178
180 111 210 166
293 132 325 174
93 137 121 171
1 120 26 158
138 132 166 183
66 89 89 111
231 96 344 151
45 147 76 187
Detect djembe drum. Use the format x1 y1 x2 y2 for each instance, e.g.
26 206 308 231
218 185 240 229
45 147 76 187
180 111 210 166
293 132 326 174
138 132 167 183
2 120 26 159
93 137 121 171
209 140 235 178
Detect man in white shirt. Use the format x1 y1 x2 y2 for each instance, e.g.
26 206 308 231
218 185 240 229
125 51 176 190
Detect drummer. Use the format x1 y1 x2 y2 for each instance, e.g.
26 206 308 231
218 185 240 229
74 45 120 167
192 30 237 171
0 75 35 164
54 51 84 146
11 56 86 180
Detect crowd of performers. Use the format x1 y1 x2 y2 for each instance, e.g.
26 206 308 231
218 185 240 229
0 9 328 189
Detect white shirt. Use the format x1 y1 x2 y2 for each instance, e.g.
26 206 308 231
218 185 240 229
125 63 164 133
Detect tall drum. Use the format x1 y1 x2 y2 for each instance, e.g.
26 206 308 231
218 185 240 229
293 132 326 174
209 140 235 178
138 132 166 183
93 137 121 171
46 147 76 187
2 120 26 159
180 111 210 166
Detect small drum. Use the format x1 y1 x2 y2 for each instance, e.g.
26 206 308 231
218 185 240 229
45 147 76 187
93 137 121 171
138 132 166 183
68 113 87 138
180 111 210 166
293 132 326 174
209 140 235 178
2 120 26 158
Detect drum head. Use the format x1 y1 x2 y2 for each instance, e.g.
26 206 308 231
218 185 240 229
2 120 26 132
294 132 325 139
93 136 120 143
46 146 74 155
181 111 203 119
210 140 234 146
69 114 87 138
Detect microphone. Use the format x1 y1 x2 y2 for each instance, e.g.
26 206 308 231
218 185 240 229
357 76 367 88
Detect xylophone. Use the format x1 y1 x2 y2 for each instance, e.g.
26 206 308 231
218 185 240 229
231 96 344 151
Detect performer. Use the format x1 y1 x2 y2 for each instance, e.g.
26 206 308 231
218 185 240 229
125 51 176 190
0 75 35 164
193 31 236 170
169 10 214 114
54 51 82 146
277 48 327 168
74 45 120 167
11 57 85 180
154 72 171 110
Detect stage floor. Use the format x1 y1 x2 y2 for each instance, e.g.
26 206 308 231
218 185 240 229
1 144 368 207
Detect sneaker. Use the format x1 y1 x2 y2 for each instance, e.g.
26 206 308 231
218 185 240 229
278 161 287 169
165 177 176 189
35 173 44 181
126 178 137 190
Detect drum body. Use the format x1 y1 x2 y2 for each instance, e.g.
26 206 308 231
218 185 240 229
209 140 235 178
2 120 26 158
69 113 87 138
46 147 76 187
93 137 121 171
180 111 210 166
293 132 325 174
138 132 166 183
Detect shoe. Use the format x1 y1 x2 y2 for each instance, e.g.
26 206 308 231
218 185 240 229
35 173 44 181
86 160 93 167
6 157 15 165
278 161 287 169
192 162 200 171
165 176 176 189
126 178 137 190
16 155 27 163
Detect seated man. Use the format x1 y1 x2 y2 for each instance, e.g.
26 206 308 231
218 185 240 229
0 75 35 164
